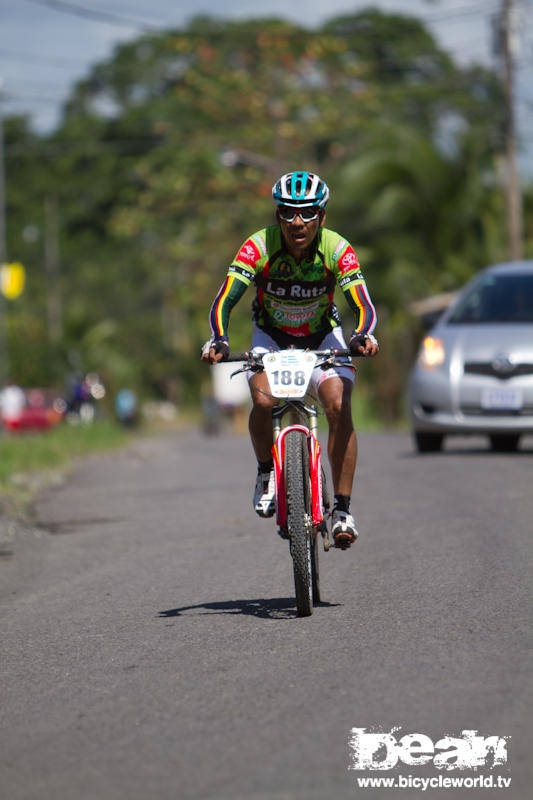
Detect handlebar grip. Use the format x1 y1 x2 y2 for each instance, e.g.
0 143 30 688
314 348 351 357
225 352 249 362
332 348 351 357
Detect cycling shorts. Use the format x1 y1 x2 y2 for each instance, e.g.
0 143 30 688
247 324 355 393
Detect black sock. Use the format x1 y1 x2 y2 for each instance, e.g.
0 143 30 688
333 494 351 513
258 459 274 474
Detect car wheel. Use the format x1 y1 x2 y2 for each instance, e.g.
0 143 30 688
489 434 520 452
414 432 444 453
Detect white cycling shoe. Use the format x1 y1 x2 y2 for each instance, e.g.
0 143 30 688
332 509 359 549
253 469 276 518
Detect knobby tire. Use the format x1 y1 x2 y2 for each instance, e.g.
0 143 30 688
285 430 316 617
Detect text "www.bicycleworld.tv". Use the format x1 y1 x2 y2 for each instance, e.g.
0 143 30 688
348 727 511 791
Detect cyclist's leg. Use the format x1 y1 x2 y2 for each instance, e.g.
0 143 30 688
312 328 358 547
317 376 356 498
249 371 278 517
246 325 279 463
248 370 277 462
318 376 359 546
310 328 356 494
247 326 279 516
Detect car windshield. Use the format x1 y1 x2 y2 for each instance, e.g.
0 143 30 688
448 273 533 324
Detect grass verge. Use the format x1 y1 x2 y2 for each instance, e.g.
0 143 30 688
0 421 130 518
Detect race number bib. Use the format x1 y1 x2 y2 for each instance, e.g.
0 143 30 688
263 350 317 399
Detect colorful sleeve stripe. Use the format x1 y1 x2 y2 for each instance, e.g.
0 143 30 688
345 281 377 335
209 274 248 338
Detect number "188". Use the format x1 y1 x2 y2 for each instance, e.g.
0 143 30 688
271 370 306 386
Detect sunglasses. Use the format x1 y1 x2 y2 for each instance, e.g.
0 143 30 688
278 206 321 222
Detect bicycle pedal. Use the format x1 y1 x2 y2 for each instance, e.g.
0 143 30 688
318 523 331 551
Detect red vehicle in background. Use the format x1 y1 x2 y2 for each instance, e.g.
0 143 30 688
0 386 66 432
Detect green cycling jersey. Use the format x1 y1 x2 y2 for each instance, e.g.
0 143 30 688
209 225 376 348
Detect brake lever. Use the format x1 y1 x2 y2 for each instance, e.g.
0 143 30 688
230 359 263 378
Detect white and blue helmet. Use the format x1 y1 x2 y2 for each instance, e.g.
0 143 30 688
272 171 330 209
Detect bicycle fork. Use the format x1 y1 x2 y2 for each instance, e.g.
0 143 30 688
271 402 331 551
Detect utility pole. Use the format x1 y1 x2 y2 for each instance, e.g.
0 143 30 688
44 195 63 343
500 0 523 260
0 81 8 391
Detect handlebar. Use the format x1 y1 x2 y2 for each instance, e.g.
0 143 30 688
224 348 352 363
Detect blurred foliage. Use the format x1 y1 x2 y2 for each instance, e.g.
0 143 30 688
3 10 531 420
0 420 129 483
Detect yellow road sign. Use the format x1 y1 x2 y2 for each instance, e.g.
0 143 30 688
1 262 25 299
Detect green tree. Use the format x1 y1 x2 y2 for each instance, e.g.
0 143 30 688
2 10 526 421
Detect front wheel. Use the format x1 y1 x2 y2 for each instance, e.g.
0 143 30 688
285 430 314 617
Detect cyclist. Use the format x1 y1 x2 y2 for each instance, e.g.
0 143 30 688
202 171 378 549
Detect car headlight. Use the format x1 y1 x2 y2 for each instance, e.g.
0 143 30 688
418 336 445 369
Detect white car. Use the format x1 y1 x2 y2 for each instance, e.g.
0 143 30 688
408 261 533 452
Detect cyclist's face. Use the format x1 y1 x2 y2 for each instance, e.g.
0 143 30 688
277 207 324 260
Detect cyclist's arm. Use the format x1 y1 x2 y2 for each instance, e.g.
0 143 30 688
335 246 377 336
208 234 263 340
209 272 248 340
340 276 377 336
331 238 378 355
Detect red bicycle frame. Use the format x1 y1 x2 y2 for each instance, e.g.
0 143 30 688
272 424 324 529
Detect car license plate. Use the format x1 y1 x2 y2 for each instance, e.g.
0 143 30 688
480 388 523 410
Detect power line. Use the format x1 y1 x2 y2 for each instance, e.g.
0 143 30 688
22 0 159 32
436 33 492 53
421 1 500 23
84 0 171 25
20 0 509 36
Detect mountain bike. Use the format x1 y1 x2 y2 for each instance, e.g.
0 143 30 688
227 347 353 617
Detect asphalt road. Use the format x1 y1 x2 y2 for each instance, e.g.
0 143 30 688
1 429 532 800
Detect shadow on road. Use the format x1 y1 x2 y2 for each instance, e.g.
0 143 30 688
159 597 340 620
